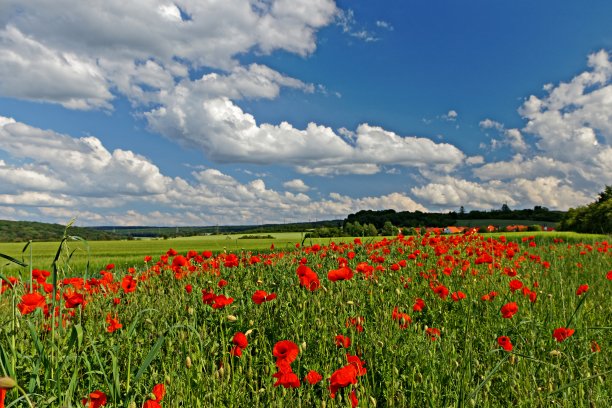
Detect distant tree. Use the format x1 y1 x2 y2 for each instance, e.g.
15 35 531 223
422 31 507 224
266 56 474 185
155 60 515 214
381 221 399 236
558 186 612 234
501 203 511 212
365 223 378 236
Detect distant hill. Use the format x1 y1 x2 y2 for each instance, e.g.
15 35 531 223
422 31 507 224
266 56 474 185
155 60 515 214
0 220 123 242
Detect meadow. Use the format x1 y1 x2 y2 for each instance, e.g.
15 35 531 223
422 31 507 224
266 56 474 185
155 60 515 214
0 230 610 407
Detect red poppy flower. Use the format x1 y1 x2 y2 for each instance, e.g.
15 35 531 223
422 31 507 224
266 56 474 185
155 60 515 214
500 302 518 319
233 332 248 349
433 284 449 299
304 370 323 385
63 289 85 309
296 265 320 291
607 271 612 280
17 292 46 315
327 267 354 282
218 279 228 288
509 279 523 292
211 295 234 309
335 335 351 348
81 390 107 408
152 383 165 401
202 289 216 305
105 313 122 333
576 284 589 296
451 291 466 302
273 340 299 365
497 336 513 351
412 298 426 312
272 370 300 388
349 389 359 408
552 327 575 342
105 264 114 271
329 365 358 398
251 290 277 305
185 284 193 294
144 255 152 262
121 275 137 293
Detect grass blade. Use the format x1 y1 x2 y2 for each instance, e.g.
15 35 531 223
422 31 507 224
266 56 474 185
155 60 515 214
133 334 165 383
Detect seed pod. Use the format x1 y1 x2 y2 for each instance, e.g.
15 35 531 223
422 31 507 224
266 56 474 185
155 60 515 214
0 377 17 389
186 356 192 369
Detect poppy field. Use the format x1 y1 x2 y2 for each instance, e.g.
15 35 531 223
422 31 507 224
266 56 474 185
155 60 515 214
1 230 611 407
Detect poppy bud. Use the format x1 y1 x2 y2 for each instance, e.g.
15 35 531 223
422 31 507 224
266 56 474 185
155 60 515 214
301 341 307 351
186 356 192 368
165 375 171 385
188 307 194 315
370 396 377 406
346 300 354 305
245 329 253 336
549 350 561 357
226 315 237 322
0 376 17 389
128 402 137 408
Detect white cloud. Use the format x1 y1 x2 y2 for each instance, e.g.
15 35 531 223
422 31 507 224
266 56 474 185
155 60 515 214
0 116 433 226
283 179 310 192
444 110 458 121
0 26 113 109
145 93 466 174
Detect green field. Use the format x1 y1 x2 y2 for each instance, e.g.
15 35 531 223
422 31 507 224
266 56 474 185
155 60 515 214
1 230 610 407
0 232 362 275
1 231 607 277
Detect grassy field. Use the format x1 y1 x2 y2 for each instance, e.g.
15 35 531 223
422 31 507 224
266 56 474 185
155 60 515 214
0 230 611 407
1 231 607 277
0 232 362 275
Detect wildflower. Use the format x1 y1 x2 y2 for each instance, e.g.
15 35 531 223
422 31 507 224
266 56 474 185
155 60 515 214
251 290 277 305
296 265 320 291
576 284 589 296
142 383 165 408
63 289 85 309
432 284 449 300
121 275 137 293
272 370 300 388
500 302 518 319
217 279 228 288
328 267 354 282
105 313 122 333
211 295 233 309
509 279 523 292
552 327 575 342
497 336 513 351
607 271 612 280
335 335 351 348
231 332 248 357
17 292 46 315
425 327 441 341
451 291 466 302
349 389 359 408
273 340 299 365
412 298 426 312
304 370 323 385
105 264 114 271
81 390 107 408
590 341 601 353
185 284 193 294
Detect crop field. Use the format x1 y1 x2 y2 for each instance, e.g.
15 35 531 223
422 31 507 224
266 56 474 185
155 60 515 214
0 230 611 407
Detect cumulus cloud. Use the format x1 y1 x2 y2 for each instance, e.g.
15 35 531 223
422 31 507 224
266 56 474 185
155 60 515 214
0 116 433 226
283 179 310 192
146 93 466 174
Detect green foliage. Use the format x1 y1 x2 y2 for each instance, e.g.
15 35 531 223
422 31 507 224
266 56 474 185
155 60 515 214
0 220 122 243
558 186 612 234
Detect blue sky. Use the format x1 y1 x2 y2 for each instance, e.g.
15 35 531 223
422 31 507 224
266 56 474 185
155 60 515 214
0 0 611 226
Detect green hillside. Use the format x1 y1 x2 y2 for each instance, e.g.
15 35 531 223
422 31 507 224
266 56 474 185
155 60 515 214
0 220 122 242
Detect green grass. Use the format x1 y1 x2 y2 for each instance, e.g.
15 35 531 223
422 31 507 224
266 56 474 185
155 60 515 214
1 230 611 407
